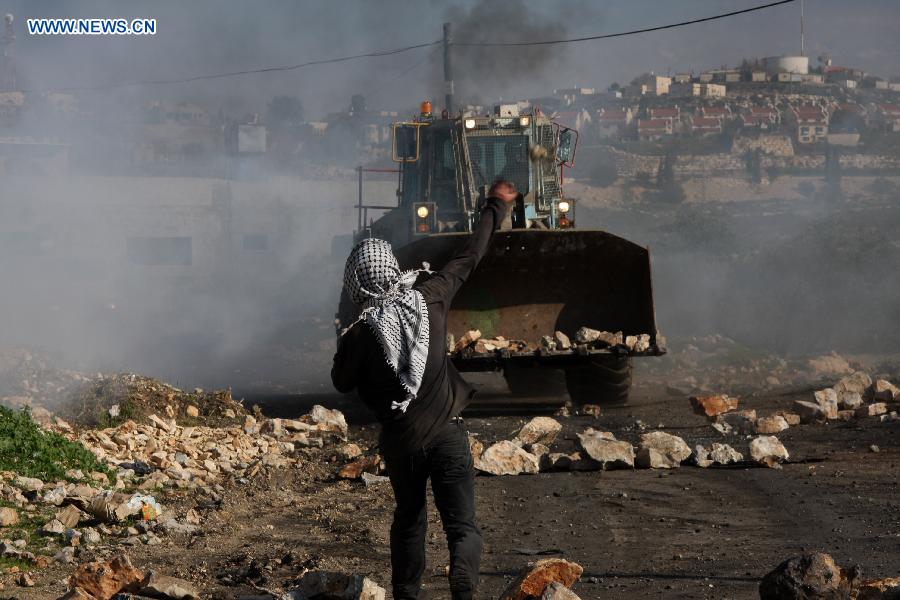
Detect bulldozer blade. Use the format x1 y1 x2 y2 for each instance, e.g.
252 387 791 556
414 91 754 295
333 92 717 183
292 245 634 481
394 229 659 355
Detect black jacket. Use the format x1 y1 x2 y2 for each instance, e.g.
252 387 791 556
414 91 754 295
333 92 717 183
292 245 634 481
331 197 506 457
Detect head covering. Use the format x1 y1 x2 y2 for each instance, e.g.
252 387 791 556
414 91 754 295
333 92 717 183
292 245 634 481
343 238 429 413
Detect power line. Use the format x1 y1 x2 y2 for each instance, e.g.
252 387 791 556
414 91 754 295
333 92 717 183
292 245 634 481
23 39 441 93
22 0 795 93
453 0 796 47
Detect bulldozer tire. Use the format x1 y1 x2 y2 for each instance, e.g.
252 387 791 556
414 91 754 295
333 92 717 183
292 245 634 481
564 357 633 405
503 365 567 398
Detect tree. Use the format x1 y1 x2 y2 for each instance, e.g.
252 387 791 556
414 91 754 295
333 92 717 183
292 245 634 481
266 96 305 128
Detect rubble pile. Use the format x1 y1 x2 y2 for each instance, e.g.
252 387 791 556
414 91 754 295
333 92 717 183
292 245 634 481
73 404 348 488
60 373 249 428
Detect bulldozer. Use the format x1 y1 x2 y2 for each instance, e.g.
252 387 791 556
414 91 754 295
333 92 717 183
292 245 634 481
337 101 664 407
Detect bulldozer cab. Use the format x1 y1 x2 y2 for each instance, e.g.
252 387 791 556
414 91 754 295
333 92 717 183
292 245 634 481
375 108 575 245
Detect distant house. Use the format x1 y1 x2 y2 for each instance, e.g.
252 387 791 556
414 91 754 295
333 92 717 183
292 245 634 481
801 73 825 85
637 118 673 140
792 105 829 143
597 108 633 132
628 74 672 96
751 70 768 82
689 116 723 136
699 105 732 120
649 107 680 121
673 73 692 84
741 106 780 130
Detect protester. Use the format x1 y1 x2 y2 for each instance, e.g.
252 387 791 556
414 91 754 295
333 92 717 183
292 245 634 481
331 180 517 600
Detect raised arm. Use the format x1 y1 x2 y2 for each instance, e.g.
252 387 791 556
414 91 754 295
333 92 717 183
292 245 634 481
417 187 515 306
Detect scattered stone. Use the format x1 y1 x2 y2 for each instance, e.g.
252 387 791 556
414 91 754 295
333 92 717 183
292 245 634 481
759 552 858 600
624 334 651 352
54 546 76 564
690 394 738 418
185 405 199 418
361 472 390 487
755 415 789 435
42 518 67 535
553 331 572 350
309 405 349 438
499 558 584 600
339 456 381 480
574 327 621 347
468 435 484 461
542 581 582 600
871 379 899 402
14 475 44 492
709 443 743 465
838 392 864 410
293 571 387 600
856 403 888 418
16 572 34 587
794 400 829 424
56 504 83 529
718 409 757 434
516 417 562 446
635 431 691 469
812 388 839 419
576 429 634 470
540 336 557 351
749 436 789 468
476 441 539 476
833 371 872 397
453 329 482 352
82 527 102 545
68 554 145 599
0 507 18 527
775 411 801 426
139 571 199 600
338 443 363 460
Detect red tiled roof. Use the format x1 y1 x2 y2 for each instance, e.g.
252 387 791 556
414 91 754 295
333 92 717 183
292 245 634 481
650 108 679 118
691 117 722 127
701 106 729 116
879 104 900 114
750 106 777 115
638 118 671 129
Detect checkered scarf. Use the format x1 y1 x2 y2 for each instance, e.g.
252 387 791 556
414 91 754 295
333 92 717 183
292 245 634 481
343 238 429 413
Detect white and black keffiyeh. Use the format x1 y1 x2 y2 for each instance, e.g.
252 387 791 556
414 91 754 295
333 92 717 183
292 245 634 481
343 238 429 413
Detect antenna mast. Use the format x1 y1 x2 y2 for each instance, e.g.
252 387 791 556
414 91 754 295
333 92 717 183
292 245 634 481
800 0 805 56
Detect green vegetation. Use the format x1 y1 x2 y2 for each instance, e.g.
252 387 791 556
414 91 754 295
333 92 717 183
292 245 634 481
0 405 113 483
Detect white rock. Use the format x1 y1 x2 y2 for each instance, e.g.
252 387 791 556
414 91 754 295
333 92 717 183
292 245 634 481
576 429 634 470
749 436 789 468
635 431 691 469
516 417 562 446
476 441 539 476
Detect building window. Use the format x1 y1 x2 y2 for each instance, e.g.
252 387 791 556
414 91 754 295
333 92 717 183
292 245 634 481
127 236 192 266
242 234 269 251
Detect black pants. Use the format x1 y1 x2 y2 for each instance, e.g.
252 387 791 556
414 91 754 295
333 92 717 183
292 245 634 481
385 419 482 600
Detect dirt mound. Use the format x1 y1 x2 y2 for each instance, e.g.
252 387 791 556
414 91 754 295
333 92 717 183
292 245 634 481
59 373 248 428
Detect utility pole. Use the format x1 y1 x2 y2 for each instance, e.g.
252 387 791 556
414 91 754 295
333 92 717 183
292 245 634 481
443 22 454 115
800 0 805 56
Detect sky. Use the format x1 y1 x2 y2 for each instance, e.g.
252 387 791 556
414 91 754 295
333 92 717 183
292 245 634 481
6 0 900 117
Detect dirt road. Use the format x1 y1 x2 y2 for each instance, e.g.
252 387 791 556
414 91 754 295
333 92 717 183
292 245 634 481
9 364 897 600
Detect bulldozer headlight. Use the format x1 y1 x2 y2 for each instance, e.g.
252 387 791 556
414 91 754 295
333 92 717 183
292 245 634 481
519 116 530 127
416 205 429 219
558 200 571 214
464 118 476 129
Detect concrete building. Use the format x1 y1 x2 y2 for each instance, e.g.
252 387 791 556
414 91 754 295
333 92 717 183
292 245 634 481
628 74 672 96
597 108 633 128
751 70 769 82
763 55 810 75
875 104 900 132
669 83 726 98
